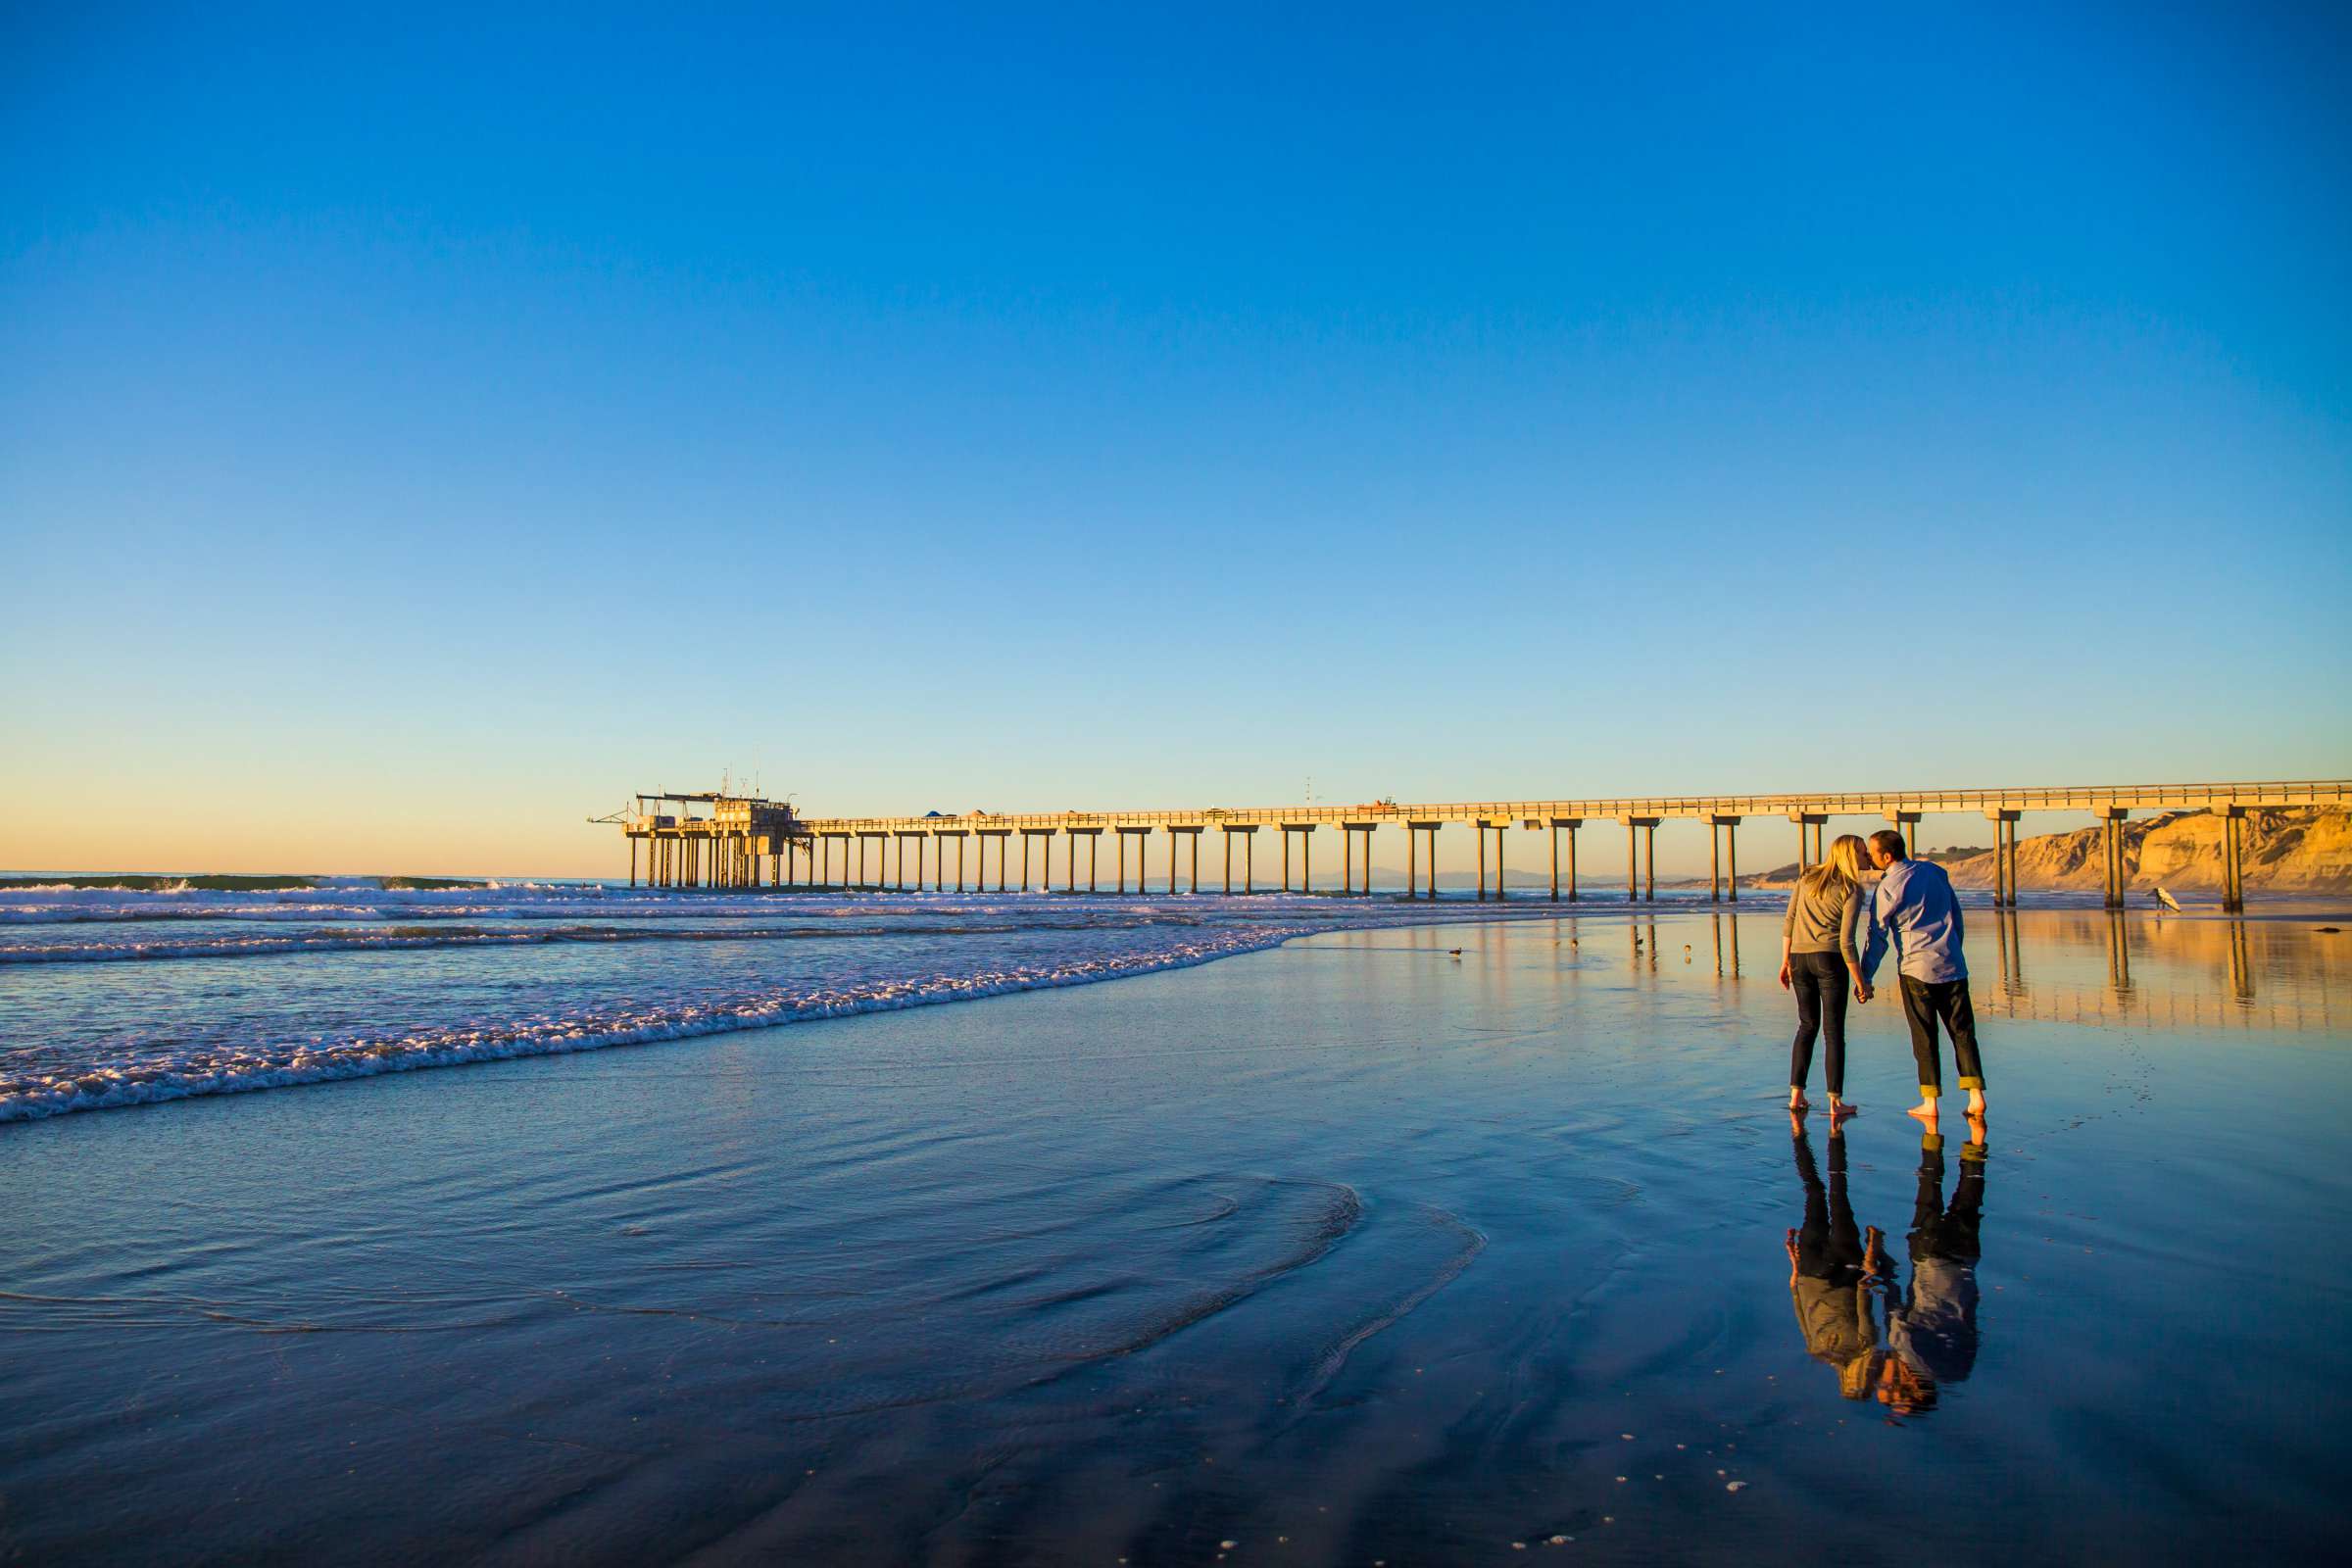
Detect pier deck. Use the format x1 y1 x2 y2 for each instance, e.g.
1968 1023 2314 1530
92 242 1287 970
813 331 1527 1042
615 780 2352 911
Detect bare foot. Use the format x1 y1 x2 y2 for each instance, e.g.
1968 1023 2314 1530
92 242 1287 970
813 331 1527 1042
1906 1102 1939 1123
1966 1092 1986 1116
1829 1100 1859 1123
1788 1092 1810 1113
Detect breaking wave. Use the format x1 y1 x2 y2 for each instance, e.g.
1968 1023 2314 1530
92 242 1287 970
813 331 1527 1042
0 921 1318 1122
0 919 1173 965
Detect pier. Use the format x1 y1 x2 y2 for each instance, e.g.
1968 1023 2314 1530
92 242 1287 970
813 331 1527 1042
606 780 2351 908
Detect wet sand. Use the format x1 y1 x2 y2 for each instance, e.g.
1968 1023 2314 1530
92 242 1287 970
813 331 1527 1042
3 908 2346 1564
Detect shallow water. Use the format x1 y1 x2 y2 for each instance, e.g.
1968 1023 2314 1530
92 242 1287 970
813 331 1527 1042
2 904 2347 1563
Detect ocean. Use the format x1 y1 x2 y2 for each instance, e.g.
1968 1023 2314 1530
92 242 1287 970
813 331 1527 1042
0 880 1577 1121
2 887 2346 1563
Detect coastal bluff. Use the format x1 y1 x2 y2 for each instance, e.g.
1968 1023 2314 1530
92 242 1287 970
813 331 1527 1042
1745 808 2350 895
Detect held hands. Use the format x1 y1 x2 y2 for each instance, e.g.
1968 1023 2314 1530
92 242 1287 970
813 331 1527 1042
1861 1224 1889 1281
1850 970 1873 1004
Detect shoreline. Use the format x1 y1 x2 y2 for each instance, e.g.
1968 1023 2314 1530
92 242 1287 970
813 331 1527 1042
9 896 2341 1128
1 901 1568 1125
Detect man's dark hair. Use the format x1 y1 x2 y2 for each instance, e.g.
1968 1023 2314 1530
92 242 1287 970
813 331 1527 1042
1868 829 1908 860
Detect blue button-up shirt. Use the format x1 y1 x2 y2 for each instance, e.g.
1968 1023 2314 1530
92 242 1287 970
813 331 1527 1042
1863 858 1968 984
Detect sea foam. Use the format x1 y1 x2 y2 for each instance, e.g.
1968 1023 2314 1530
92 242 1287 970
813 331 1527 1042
0 885 1588 1123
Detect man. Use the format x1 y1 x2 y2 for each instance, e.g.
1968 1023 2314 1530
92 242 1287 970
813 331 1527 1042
1861 830 1985 1123
1879 1119 1988 1417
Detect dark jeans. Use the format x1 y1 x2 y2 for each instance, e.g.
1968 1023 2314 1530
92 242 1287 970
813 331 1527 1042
1899 976 1984 1099
1793 1132 1862 1284
1909 1145 1985 1268
1788 951 1849 1097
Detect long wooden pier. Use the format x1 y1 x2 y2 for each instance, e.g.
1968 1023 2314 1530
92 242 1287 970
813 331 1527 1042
613 779 2352 913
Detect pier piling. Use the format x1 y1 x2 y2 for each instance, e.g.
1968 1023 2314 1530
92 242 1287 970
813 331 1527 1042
1619 816 1660 902
1405 821 1441 900
1705 814 1741 902
1549 817 1581 901
2093 806 2130 908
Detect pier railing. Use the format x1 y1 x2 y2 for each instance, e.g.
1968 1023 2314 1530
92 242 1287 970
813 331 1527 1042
798 779 2352 833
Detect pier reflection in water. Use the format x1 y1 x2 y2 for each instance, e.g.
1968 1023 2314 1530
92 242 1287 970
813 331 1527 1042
1722 899 2339 1035
1970 907 2338 1031
1654 899 2328 1034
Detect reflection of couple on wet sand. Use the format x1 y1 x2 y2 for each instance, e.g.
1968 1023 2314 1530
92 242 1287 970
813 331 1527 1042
1786 1119 1986 1414
1778 830 1986 1127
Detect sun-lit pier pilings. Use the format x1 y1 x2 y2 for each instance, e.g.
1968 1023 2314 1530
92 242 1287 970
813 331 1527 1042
1705 813 1740 902
1546 817 1581 902
615 793 810 890
1985 809 2021 906
1169 825 1203 893
1789 811 1826 871
1404 820 1441 899
1223 824 1257 894
2093 805 2130 909
1340 821 1377 895
1276 823 1315 893
622 781 2352 898
1619 815 1660 902
1884 810 1922 863
1068 827 1102 892
1114 826 1151 893
2216 804 2249 911
1471 817 1510 901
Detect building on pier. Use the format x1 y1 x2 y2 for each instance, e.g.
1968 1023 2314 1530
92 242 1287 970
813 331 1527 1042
606 792 808 889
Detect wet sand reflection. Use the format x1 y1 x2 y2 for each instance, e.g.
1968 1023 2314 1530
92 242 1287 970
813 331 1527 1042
1787 1116 1988 1420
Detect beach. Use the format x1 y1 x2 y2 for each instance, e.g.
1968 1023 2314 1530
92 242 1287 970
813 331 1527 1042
3 900 2345 1564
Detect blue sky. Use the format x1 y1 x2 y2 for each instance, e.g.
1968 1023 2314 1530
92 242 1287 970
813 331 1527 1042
3 3 2348 873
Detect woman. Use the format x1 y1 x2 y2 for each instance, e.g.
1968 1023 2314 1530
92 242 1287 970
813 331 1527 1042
1777 833 1872 1117
1786 1117 1889 1400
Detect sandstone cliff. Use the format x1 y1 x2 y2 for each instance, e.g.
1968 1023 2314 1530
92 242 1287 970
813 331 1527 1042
1744 808 2350 894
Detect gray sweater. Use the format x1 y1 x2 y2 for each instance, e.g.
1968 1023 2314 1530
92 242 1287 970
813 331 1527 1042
1783 876 1863 967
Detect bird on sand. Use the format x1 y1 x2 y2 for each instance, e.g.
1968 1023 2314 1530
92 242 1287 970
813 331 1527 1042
1447 948 1463 957
2151 886 2183 913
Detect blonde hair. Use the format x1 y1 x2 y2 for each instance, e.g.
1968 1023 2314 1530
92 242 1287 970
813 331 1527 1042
1799 834 1866 898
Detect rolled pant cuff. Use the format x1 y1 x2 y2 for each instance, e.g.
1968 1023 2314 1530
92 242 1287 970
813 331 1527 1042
1918 1085 1940 1100
1921 1133 1944 1153
1958 1076 1984 1091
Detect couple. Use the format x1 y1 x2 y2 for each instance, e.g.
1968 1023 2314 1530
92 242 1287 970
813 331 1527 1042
1776 830 1986 1126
